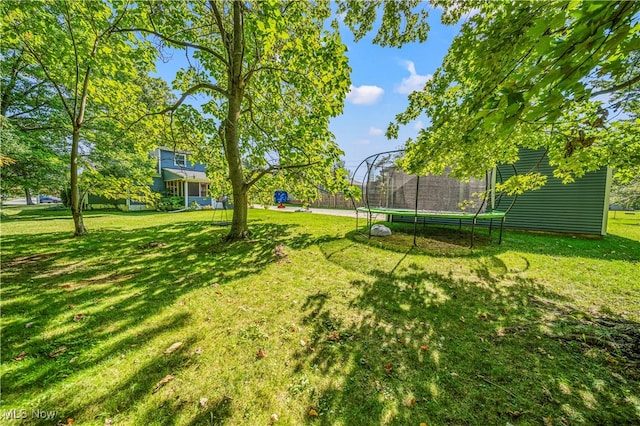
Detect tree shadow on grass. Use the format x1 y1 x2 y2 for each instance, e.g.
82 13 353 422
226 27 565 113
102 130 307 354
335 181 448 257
350 220 640 263
291 261 640 425
1 217 341 425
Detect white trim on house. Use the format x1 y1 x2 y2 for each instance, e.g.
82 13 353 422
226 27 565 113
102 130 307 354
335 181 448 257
184 181 188 208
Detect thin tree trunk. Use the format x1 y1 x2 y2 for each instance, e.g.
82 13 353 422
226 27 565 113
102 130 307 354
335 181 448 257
70 127 87 236
25 187 34 205
69 60 92 237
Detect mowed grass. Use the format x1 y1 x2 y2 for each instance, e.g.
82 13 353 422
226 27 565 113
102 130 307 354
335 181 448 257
1 206 638 425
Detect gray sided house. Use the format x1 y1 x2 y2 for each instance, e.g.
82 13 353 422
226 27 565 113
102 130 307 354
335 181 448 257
150 147 214 209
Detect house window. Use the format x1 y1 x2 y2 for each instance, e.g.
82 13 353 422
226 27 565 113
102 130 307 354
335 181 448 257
187 182 209 197
166 181 183 196
200 183 209 197
174 153 187 167
188 182 199 197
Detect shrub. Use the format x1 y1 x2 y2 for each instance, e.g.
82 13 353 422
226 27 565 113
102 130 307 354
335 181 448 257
156 196 184 211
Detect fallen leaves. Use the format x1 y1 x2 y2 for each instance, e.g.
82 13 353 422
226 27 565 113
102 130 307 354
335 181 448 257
139 241 167 249
256 349 266 359
274 244 290 263
152 374 174 393
13 352 27 361
72 314 84 322
49 345 67 358
164 342 183 354
199 397 208 408
326 331 341 342
420 345 429 351
308 408 318 417
384 363 393 374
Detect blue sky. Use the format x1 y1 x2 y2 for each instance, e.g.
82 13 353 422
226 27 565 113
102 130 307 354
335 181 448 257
153 6 462 174
332 9 461 171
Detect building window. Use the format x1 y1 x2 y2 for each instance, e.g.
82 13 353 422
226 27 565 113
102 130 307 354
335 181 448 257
187 182 209 197
200 183 209 197
166 181 183 196
174 153 187 167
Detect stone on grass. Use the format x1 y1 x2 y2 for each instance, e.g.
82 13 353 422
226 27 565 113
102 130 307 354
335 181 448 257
370 224 392 236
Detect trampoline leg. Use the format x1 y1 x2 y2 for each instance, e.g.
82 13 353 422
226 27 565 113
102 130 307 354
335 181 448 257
470 219 476 248
499 218 505 244
489 219 493 236
458 219 462 231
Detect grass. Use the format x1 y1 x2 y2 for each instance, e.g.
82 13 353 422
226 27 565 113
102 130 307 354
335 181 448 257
1 205 639 425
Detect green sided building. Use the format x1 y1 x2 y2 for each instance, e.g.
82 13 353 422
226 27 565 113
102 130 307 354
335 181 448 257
496 148 612 236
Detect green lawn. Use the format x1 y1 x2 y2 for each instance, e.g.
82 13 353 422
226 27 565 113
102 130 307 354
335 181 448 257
1 206 639 425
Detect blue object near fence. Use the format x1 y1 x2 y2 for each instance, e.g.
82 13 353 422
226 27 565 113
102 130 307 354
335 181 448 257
274 191 288 203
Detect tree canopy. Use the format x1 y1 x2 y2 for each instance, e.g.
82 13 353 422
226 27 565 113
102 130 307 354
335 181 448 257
125 0 352 240
0 48 68 202
2 0 163 235
371 0 640 193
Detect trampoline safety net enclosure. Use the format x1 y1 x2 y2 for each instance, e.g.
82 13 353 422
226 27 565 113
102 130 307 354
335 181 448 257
350 150 517 247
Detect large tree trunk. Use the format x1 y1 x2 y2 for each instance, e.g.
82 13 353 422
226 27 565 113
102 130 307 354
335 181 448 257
70 128 87 236
25 188 34 205
227 187 249 241
223 1 249 242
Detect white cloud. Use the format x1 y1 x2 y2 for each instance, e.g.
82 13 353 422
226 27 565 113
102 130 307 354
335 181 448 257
353 139 371 145
369 127 384 136
395 61 432 95
346 85 384 105
413 120 424 130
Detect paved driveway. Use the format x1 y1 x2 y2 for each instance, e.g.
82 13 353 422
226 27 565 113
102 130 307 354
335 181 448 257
256 205 358 218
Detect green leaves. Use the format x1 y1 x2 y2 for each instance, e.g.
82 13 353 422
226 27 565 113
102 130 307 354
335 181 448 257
383 0 640 192
2 0 163 233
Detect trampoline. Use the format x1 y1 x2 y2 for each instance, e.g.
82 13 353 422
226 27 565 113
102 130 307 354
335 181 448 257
350 150 517 247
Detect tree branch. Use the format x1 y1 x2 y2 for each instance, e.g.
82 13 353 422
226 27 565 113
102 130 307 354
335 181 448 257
246 161 321 188
209 0 227 43
117 27 229 66
591 74 640 97
158 82 229 115
18 38 74 123
61 0 81 122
